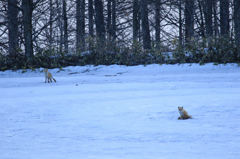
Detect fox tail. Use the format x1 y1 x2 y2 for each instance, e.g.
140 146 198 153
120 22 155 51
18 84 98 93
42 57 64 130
178 115 193 120
53 78 56 82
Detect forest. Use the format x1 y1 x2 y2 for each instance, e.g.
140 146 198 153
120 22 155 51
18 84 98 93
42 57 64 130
0 0 240 70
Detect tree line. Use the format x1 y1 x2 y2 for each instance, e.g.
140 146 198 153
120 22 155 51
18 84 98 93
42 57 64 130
0 0 240 70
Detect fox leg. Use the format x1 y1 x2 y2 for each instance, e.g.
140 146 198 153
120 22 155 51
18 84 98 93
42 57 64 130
178 116 183 120
45 77 48 83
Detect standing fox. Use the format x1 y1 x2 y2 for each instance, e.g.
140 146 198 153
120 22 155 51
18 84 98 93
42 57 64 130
178 106 192 120
44 69 56 83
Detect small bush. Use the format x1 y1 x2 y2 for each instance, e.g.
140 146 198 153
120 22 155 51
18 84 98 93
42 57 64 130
1 36 240 71
173 36 240 64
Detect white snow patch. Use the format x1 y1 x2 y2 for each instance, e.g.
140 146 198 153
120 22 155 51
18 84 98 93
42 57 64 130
0 63 240 159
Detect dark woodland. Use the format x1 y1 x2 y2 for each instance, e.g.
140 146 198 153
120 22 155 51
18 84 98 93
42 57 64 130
1 0 240 70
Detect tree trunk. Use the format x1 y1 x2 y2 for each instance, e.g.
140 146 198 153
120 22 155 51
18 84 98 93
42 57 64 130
155 0 160 48
234 0 240 52
8 0 19 57
133 0 139 41
179 0 183 47
22 0 33 61
107 0 112 40
220 0 229 36
76 0 85 52
94 0 105 40
197 0 205 37
63 0 68 53
88 0 93 37
141 0 151 49
204 0 213 37
111 0 116 41
185 0 195 43
203 0 213 48
213 0 218 36
49 0 53 50
81 0 85 49
76 0 80 51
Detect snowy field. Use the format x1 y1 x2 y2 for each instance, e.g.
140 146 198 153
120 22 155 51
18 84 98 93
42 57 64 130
0 63 240 159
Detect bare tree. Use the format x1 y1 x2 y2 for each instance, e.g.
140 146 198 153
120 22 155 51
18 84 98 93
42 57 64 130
63 0 68 53
220 0 229 36
8 0 19 57
179 0 183 47
111 0 116 41
155 0 161 48
22 0 33 61
185 0 195 43
88 0 93 37
204 0 213 37
49 0 54 50
56 0 63 53
213 0 219 36
107 0 112 40
94 0 105 40
197 0 205 37
1 0 240 66
106 0 116 41
141 0 151 49
76 0 85 52
133 0 140 41
234 0 240 51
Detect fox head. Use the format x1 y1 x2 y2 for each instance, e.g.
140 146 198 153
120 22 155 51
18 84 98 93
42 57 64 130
178 106 183 111
44 68 48 72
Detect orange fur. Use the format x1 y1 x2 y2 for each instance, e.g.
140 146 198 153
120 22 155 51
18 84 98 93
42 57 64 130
178 106 192 120
44 69 56 83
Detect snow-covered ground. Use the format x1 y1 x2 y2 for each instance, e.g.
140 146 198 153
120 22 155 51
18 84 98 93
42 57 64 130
1 63 240 159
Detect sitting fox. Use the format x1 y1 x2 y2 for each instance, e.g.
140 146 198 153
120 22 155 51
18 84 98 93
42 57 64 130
44 68 56 83
178 106 192 120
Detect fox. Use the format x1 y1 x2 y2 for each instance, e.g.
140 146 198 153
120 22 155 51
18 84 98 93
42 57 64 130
44 68 56 83
178 106 192 120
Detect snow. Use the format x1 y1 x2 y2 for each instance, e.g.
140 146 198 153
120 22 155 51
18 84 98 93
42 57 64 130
0 63 240 159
